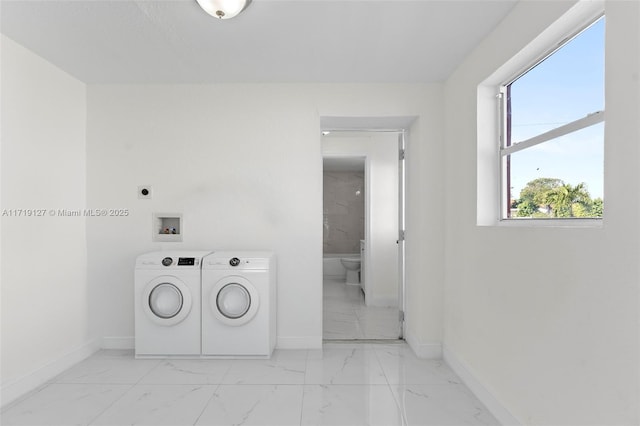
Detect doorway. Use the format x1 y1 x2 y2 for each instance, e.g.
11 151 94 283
321 130 405 340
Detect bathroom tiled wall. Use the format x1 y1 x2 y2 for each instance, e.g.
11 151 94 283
323 171 364 254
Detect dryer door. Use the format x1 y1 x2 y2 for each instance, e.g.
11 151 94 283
142 276 192 326
210 276 259 326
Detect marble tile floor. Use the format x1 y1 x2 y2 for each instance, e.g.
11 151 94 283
323 278 401 340
1 343 499 426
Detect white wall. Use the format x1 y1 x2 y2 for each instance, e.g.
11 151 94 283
443 1 639 424
322 132 399 307
1 35 92 405
86 84 446 351
404 96 446 358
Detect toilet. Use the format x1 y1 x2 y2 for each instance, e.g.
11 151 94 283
340 256 361 285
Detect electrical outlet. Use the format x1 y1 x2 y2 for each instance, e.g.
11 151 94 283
138 185 152 199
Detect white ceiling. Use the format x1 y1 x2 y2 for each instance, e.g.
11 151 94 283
0 0 518 84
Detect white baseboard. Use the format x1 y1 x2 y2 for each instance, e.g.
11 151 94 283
404 331 442 359
276 336 322 349
365 296 398 308
1 338 100 408
101 336 135 350
323 274 346 280
443 345 521 426
105 336 322 351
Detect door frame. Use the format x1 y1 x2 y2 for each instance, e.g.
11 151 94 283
321 128 407 340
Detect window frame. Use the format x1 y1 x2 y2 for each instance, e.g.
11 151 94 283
498 15 606 221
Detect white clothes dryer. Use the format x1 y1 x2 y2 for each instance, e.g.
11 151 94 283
201 251 276 358
134 251 211 357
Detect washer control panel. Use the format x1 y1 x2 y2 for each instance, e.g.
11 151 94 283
137 252 210 269
159 257 198 267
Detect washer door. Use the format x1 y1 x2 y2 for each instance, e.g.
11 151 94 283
210 276 259 326
142 276 192 326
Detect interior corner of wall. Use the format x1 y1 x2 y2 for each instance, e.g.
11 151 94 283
404 330 442 359
0 338 100 409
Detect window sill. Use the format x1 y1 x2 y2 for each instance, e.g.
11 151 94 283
496 218 603 228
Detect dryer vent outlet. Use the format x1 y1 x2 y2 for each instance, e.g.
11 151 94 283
138 185 152 199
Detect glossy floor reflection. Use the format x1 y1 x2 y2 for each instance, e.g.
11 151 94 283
323 278 401 340
1 343 498 426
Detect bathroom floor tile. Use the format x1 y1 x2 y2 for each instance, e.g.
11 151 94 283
195 384 304 425
90 384 215 425
323 278 400 340
323 312 362 339
300 385 404 426
356 307 402 339
1 384 131 426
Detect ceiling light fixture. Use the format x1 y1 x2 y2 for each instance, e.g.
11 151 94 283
195 0 252 20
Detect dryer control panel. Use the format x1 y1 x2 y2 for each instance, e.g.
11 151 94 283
203 254 272 270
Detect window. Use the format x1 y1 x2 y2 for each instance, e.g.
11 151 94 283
500 16 605 220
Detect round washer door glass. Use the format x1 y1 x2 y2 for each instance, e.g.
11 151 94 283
217 283 251 319
149 283 183 319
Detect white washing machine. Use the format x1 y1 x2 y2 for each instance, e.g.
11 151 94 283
201 251 276 358
134 250 211 357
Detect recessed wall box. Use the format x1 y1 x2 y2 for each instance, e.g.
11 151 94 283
153 213 182 242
